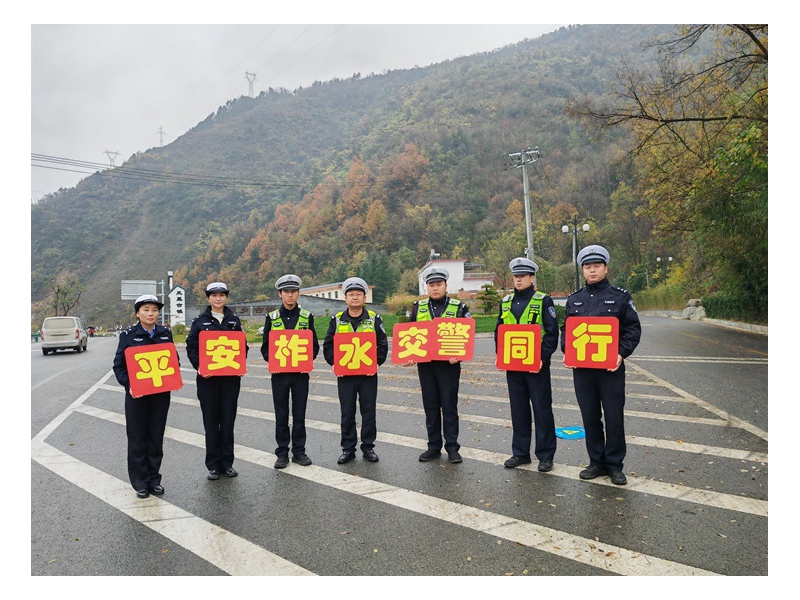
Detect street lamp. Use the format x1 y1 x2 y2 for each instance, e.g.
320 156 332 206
562 218 590 292
508 147 540 261
656 256 673 283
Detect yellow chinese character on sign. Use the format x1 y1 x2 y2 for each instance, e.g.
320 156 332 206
273 334 310 368
338 337 374 369
134 349 175 387
437 321 470 357
397 326 428 360
501 330 538 366
570 322 614 362
205 335 242 371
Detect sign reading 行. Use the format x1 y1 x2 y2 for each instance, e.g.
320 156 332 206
124 342 183 397
198 330 247 377
563 316 620 370
333 332 378 376
391 318 475 364
495 324 542 372
268 329 315 373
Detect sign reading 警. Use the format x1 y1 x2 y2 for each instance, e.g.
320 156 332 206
198 331 247 377
391 318 475 364
124 342 183 397
268 329 315 373
563 316 620 370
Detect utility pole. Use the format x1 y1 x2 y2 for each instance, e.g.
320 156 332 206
245 72 257 97
104 149 119 166
157 126 165 146
507 147 540 262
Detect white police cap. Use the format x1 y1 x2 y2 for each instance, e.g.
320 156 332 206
275 274 302 291
205 282 229 296
342 277 368 294
134 294 163 312
423 267 449 283
509 257 538 275
577 245 610 266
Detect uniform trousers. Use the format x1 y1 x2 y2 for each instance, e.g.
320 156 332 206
506 366 556 460
337 375 377 452
197 375 240 471
124 391 170 491
572 363 627 471
271 372 309 457
417 361 461 452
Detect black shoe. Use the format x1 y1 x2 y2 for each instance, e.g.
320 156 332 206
362 449 379 462
149 484 165 495
504 456 532 468
338 451 356 464
537 459 554 472
292 454 312 466
609 470 627 485
447 450 462 464
579 465 608 480
207 469 221 480
223 467 238 478
274 456 289 469
419 448 441 462
136 489 150 499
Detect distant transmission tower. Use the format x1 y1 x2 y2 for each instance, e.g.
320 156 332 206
157 126 166 146
104 149 120 166
245 71 257 97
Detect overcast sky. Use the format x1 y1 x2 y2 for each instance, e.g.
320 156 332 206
31 22 569 202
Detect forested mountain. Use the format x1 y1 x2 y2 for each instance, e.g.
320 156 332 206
31 24 767 327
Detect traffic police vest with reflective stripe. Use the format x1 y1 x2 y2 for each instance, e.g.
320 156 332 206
269 308 311 330
501 292 546 328
416 297 460 321
336 310 376 333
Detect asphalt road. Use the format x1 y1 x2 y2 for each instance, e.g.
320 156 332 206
30 316 770 587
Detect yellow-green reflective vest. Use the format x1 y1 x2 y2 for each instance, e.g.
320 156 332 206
336 310 376 333
269 308 311 330
416 297 460 321
500 292 546 328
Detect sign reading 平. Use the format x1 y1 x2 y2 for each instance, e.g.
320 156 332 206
268 329 315 373
391 318 475 364
563 316 620 370
496 324 542 373
124 342 183 397
198 330 247 377
333 331 378 376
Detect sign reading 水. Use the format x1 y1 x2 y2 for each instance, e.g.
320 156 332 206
333 332 378 376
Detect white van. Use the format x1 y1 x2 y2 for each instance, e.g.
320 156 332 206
41 316 88 355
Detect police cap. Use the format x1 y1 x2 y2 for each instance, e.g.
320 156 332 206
423 267 449 284
205 282 229 296
342 277 368 294
509 257 538 275
275 274 302 291
134 294 164 312
577 245 610 266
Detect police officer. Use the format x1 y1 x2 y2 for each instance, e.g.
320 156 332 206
495 258 559 472
186 282 249 481
561 245 641 485
260 274 319 469
112 294 176 499
408 267 471 464
323 277 388 464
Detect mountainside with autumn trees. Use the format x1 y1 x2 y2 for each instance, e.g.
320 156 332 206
31 24 767 327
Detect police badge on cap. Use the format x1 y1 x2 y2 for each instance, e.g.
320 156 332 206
275 274 302 291
509 257 538 275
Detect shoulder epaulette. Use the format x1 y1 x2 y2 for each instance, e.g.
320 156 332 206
502 294 513 302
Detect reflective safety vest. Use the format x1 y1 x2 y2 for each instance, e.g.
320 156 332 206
336 310 377 333
416 297 460 321
269 308 311 330
500 292 546 328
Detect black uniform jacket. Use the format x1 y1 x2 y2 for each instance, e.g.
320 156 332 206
185 305 249 371
113 322 176 390
560 278 642 358
259 304 320 366
323 309 389 367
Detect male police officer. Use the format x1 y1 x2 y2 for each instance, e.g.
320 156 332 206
260 274 319 469
408 267 471 464
562 245 641 485
495 258 559 472
323 277 388 464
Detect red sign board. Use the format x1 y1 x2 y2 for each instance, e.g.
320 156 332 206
333 332 378 376
563 316 620 369
268 329 315 373
496 324 542 372
198 330 248 377
391 318 475 364
124 342 183 397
